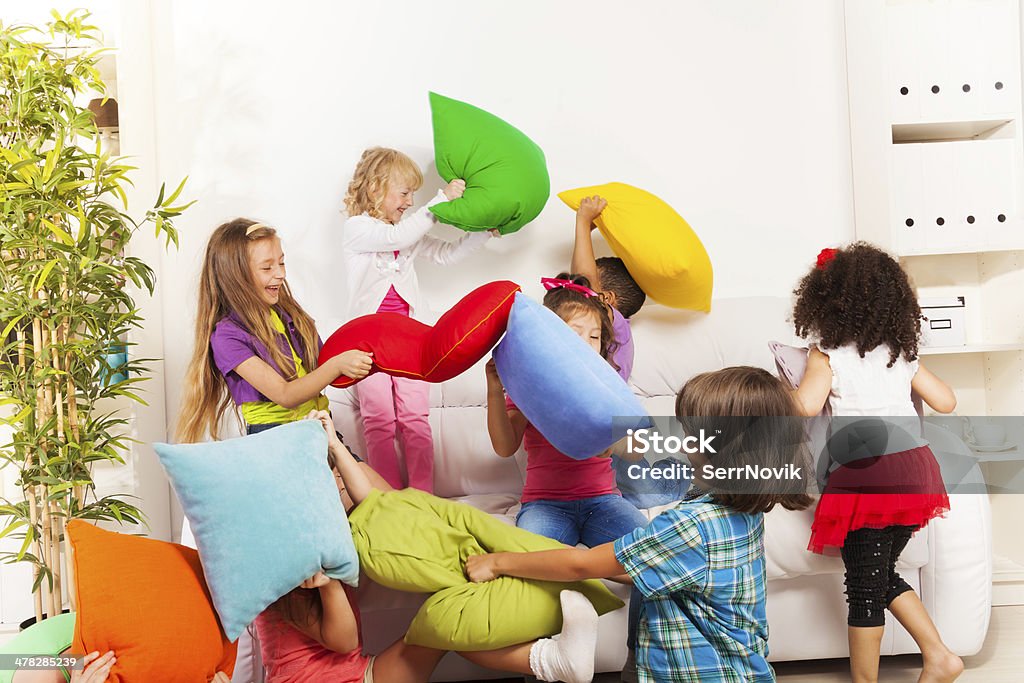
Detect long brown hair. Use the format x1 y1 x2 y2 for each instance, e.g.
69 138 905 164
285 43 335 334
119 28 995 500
676 366 813 514
542 272 618 367
176 218 322 442
272 585 324 631
792 242 921 367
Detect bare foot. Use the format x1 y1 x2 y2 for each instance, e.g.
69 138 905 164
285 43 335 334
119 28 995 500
919 650 963 683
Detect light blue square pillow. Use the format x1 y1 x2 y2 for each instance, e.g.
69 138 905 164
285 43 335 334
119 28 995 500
154 420 358 640
493 293 652 459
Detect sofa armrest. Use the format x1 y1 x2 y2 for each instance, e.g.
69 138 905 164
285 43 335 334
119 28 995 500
919 491 992 656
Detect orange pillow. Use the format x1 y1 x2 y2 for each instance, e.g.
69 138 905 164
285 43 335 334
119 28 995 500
68 520 237 682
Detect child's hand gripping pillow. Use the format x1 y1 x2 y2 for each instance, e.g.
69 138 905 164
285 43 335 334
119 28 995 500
320 280 520 389
67 521 238 682
154 420 359 641
349 488 624 651
429 92 549 235
559 182 713 311
493 292 652 459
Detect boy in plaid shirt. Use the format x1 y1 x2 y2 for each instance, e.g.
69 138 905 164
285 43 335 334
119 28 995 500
466 367 812 682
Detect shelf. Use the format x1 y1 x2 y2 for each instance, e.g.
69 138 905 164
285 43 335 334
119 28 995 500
993 553 1024 606
975 449 1024 462
892 117 1011 143
892 118 1015 143
920 343 1024 356
899 242 1024 258
993 554 1024 583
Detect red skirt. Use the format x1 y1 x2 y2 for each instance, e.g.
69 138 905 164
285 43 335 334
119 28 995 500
808 445 950 554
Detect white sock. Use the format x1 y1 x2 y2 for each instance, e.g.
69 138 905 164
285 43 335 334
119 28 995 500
529 590 598 683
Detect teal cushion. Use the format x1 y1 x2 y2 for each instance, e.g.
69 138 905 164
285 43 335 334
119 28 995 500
429 92 550 235
493 293 652 459
154 421 358 640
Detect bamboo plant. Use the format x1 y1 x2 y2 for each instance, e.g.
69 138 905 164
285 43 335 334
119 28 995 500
0 10 191 623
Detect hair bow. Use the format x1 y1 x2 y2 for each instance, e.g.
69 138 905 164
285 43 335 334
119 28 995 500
540 277 597 298
816 248 838 270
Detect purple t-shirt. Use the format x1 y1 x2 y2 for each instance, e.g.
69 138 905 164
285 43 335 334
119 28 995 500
610 307 634 382
209 310 321 406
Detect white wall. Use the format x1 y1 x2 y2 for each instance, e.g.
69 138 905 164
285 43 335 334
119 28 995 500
138 0 856 441
0 0 855 541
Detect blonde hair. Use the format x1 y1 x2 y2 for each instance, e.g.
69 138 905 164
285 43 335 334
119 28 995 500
176 218 322 443
342 147 423 219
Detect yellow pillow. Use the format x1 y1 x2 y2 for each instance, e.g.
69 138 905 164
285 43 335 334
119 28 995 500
558 183 713 311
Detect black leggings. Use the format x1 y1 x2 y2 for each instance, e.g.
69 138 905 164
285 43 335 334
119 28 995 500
840 525 916 627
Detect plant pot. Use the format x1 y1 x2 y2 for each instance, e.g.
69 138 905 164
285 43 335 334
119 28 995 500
99 343 128 386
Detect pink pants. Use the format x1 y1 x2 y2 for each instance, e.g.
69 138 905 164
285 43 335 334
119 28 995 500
355 372 434 492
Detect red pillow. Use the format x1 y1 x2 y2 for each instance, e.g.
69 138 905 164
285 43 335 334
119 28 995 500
68 520 237 682
322 280 520 389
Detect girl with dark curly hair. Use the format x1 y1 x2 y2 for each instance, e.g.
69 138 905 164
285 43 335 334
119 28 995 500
791 242 963 683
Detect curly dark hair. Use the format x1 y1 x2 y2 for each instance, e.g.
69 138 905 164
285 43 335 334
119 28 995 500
792 242 921 367
596 257 646 318
542 272 619 366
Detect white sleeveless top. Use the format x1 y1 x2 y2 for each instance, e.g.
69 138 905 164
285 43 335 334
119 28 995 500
822 344 919 417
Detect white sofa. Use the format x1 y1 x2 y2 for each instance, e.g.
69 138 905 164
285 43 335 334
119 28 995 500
320 296 991 680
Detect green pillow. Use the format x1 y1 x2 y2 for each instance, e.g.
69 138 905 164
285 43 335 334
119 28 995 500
428 92 550 235
349 488 623 651
0 613 75 683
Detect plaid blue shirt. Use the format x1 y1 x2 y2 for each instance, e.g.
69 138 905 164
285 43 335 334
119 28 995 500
614 492 774 683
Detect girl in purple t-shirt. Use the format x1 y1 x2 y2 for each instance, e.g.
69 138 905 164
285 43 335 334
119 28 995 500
485 274 647 549
177 219 373 443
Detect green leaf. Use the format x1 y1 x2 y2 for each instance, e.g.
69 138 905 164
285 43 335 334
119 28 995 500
32 260 58 293
40 137 62 183
15 525 34 562
162 176 188 207
1 406 33 427
0 520 27 541
41 218 73 245
1 315 25 340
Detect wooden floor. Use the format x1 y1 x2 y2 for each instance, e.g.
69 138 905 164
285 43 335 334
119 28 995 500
476 604 1024 683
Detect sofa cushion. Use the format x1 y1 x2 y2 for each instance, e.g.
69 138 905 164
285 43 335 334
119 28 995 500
628 299 796 399
639 503 928 581
762 507 928 579
349 488 624 650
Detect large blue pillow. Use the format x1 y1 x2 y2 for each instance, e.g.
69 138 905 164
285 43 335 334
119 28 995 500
493 293 651 459
154 420 358 640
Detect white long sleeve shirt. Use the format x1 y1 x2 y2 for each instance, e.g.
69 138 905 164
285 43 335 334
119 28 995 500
342 190 491 321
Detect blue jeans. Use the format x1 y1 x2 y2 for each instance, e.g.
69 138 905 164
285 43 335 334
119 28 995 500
516 494 647 548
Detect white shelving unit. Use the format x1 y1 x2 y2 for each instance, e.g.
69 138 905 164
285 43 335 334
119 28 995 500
845 0 1024 606
921 342 1024 355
